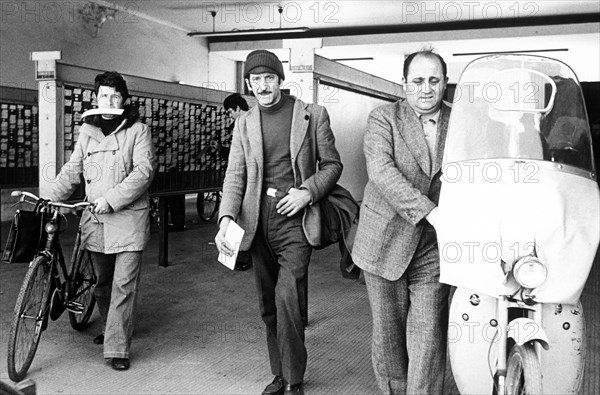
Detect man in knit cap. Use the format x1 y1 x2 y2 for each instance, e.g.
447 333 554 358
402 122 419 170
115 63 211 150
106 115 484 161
215 50 342 395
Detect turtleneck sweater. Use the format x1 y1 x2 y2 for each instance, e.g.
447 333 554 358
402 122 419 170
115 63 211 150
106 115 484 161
99 115 122 136
259 94 296 192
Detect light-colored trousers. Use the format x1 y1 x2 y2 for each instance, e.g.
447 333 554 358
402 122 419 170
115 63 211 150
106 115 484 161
89 251 143 359
363 225 449 395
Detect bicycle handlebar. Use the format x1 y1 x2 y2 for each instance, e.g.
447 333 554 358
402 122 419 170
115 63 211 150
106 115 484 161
11 190 95 211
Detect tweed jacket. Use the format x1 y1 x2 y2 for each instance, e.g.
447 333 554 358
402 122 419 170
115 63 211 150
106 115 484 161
352 99 451 280
218 96 342 250
48 107 157 253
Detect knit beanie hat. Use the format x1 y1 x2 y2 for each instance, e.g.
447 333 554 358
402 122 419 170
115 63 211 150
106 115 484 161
244 50 285 81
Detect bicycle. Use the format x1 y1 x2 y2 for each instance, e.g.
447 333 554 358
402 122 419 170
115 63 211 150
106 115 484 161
6 191 97 382
196 190 221 222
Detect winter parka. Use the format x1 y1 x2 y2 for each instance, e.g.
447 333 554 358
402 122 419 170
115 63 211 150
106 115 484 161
49 105 157 253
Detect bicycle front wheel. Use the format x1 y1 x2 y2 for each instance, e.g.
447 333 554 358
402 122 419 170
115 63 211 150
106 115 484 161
7 255 52 382
505 343 543 395
68 248 96 330
197 191 220 221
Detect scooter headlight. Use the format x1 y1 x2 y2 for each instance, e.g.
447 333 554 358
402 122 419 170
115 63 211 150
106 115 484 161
513 256 547 289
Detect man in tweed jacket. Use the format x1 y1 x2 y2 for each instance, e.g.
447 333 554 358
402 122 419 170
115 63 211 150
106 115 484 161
215 50 342 395
352 50 451 395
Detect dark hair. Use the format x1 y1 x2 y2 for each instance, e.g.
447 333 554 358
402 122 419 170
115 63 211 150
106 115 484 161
94 71 129 100
403 49 447 80
223 93 249 111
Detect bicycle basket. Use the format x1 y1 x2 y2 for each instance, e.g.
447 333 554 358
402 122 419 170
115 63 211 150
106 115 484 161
2 209 50 264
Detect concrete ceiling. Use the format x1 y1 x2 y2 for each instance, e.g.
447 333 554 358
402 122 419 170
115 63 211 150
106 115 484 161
102 1 600 82
106 1 598 32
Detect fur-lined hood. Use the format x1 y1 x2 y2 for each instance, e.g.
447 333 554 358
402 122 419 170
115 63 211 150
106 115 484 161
84 104 140 131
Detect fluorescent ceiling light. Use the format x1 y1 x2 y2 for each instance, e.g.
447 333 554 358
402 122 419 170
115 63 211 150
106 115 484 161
188 27 309 38
281 57 374 63
453 48 568 56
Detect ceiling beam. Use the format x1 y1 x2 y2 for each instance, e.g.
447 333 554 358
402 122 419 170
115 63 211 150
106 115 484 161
209 21 599 53
206 12 598 44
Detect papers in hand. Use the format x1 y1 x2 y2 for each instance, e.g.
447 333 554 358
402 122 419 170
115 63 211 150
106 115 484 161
218 220 245 270
81 108 124 118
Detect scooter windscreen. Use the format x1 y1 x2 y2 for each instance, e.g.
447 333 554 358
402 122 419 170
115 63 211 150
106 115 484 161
437 54 599 304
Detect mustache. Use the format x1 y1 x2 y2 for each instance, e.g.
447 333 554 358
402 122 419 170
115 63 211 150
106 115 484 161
257 91 272 95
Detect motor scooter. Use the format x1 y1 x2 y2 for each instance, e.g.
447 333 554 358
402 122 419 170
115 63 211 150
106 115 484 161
436 54 600 394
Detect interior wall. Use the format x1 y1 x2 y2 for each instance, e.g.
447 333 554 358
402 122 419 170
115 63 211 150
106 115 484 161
322 32 600 85
0 1 211 90
213 24 600 85
311 55 403 201
207 53 237 92
317 84 389 202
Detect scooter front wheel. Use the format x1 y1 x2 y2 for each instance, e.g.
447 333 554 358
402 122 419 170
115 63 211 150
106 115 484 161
505 344 543 395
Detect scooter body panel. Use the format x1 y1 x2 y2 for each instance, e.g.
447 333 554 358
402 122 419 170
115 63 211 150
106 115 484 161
448 288 497 394
449 288 586 394
540 302 585 394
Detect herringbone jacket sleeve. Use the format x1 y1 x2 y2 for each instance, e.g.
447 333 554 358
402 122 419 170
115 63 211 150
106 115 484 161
300 105 342 203
363 105 435 225
219 119 246 223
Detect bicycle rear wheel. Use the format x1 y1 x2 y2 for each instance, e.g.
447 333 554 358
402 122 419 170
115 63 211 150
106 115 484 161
68 248 96 330
197 191 220 221
7 255 52 382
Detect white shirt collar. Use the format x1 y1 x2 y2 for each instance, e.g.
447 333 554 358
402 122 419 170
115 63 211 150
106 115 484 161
416 108 441 124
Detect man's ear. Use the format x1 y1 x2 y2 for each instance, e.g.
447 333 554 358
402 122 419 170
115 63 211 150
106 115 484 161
245 79 252 92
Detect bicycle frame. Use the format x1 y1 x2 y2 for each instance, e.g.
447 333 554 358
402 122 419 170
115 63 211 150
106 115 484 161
65 226 95 307
25 196 94 318
43 211 67 297
7 191 97 382
49 218 83 318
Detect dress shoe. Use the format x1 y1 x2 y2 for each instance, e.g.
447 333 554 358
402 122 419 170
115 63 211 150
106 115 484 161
111 358 130 371
284 383 304 395
93 334 104 344
262 375 284 395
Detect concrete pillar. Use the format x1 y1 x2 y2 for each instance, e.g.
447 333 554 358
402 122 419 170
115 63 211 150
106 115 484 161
37 81 63 198
282 39 322 103
32 51 62 198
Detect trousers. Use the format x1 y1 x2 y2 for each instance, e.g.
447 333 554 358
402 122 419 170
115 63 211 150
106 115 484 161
89 251 143 359
363 224 449 395
251 195 313 385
